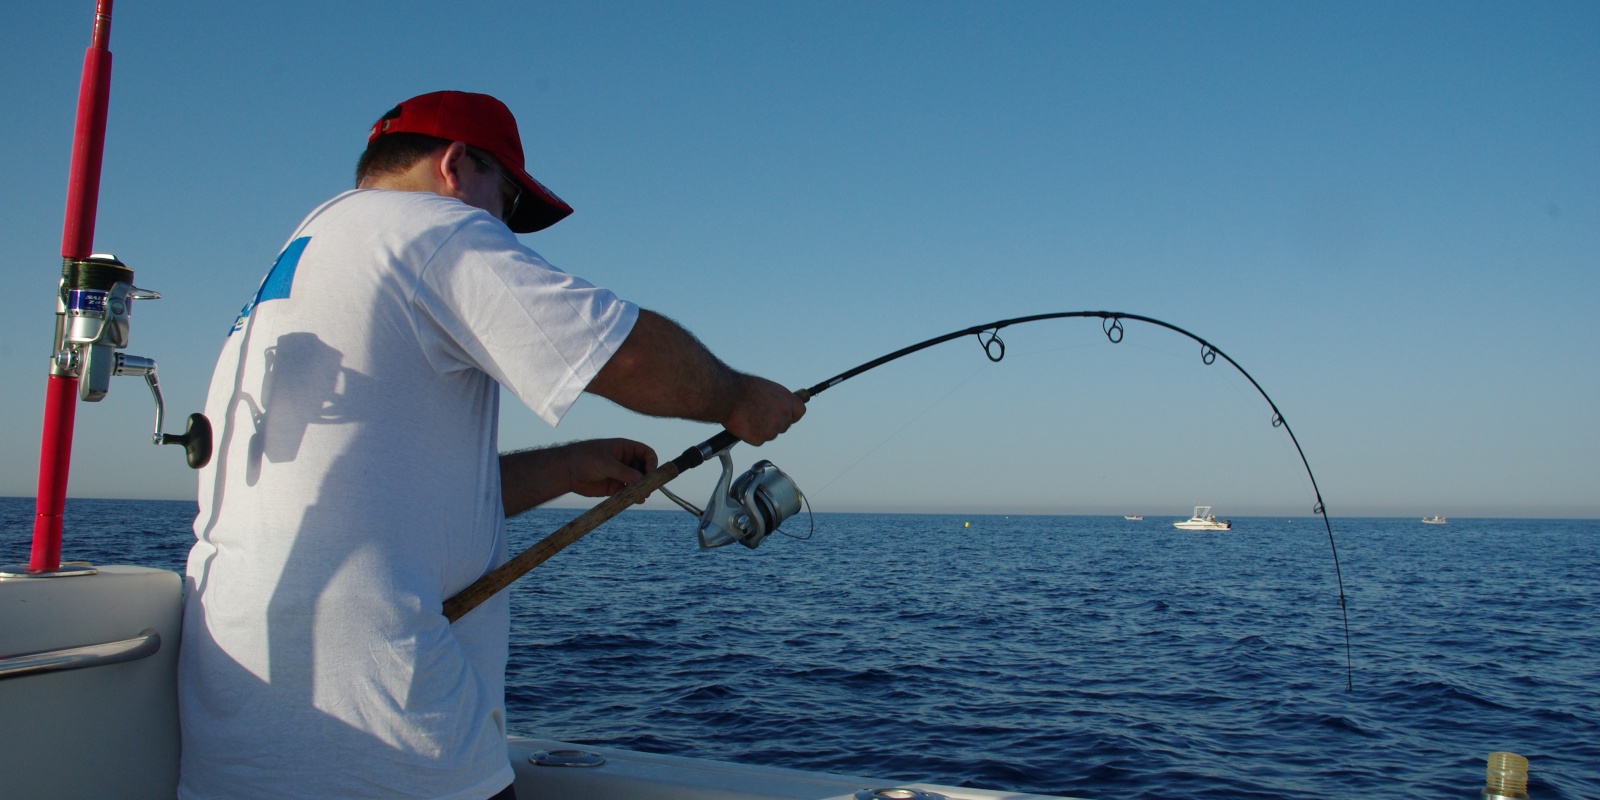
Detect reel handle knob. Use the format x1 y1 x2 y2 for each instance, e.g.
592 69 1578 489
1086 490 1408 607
160 412 213 469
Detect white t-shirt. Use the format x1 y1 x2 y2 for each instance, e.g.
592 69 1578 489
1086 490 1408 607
178 189 637 800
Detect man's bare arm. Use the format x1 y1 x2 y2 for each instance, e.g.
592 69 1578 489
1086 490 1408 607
499 439 657 517
584 309 805 445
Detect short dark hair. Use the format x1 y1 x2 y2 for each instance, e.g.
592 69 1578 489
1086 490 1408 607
355 132 451 185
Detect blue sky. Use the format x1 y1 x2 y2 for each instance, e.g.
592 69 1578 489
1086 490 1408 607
1 1 1595 519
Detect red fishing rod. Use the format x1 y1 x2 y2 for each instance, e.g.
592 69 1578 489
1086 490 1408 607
18 0 209 577
27 0 118 575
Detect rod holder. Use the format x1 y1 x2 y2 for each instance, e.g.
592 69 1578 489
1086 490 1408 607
1482 751 1530 800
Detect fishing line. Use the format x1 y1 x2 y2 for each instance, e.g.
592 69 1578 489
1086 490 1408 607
449 310 1355 693
806 361 993 499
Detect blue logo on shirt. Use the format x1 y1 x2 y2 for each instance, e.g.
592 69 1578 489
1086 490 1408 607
230 236 310 335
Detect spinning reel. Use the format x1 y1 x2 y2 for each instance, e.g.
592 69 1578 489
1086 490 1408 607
53 253 212 469
660 449 808 549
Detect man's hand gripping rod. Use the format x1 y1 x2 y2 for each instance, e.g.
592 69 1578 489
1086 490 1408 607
443 393 808 623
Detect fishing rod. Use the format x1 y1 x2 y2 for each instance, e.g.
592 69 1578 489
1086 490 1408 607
445 310 1354 692
11 0 211 579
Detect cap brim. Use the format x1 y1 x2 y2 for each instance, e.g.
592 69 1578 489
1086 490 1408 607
505 167 573 234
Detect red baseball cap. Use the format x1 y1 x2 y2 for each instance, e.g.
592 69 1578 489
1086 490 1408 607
369 91 573 233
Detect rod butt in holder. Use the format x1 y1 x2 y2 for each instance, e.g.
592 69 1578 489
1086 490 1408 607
1482 751 1530 800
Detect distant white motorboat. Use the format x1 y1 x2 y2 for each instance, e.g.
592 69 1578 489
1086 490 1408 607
1174 506 1231 531
1422 516 1447 525
1124 515 1144 521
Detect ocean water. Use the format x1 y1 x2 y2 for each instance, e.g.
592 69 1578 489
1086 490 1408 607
3 497 1597 800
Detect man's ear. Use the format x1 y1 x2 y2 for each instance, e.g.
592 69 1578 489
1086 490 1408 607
436 141 470 196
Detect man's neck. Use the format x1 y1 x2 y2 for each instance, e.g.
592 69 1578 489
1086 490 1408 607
358 159 447 195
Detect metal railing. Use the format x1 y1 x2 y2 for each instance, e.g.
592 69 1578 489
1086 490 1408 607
0 629 161 681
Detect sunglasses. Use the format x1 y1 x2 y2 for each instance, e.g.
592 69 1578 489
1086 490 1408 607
466 149 523 225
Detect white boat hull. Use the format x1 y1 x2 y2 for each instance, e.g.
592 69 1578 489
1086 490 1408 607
0 565 181 799
1173 521 1231 531
1173 506 1230 531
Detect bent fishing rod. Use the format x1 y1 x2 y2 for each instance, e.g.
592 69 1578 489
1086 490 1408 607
445 310 1353 689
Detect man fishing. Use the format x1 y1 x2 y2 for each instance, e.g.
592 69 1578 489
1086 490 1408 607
177 90 805 800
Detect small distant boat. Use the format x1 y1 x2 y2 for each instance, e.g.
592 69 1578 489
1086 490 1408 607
1124 515 1144 521
1175 506 1231 531
1422 516 1447 525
